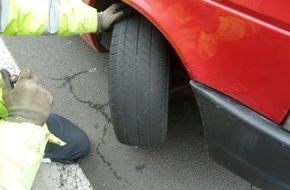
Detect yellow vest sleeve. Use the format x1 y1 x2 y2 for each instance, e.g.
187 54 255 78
58 0 98 36
1 0 98 36
0 120 65 190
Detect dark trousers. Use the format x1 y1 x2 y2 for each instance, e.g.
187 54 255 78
44 114 90 164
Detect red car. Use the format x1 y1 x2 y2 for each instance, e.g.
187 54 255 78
82 0 290 189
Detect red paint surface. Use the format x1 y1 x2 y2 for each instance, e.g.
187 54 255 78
85 0 290 123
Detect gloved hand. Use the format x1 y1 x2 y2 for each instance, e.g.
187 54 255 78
97 2 132 33
1 69 53 126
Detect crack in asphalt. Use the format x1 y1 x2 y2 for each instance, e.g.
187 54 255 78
51 70 111 123
96 123 127 182
50 70 127 183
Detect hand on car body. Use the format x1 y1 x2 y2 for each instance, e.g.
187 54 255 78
97 2 133 33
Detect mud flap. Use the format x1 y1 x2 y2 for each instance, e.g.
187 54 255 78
190 80 290 190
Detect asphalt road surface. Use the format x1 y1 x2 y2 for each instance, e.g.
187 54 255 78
1 35 260 190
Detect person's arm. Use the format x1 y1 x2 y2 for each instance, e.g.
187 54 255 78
0 69 65 190
0 0 130 36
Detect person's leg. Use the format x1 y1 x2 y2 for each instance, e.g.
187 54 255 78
44 114 90 164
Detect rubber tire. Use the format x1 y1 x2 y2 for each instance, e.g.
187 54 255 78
109 15 169 146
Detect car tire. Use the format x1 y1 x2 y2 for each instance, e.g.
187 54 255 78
109 15 169 146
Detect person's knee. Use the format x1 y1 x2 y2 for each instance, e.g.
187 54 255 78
77 134 90 158
70 127 91 159
45 114 91 163
51 136 90 164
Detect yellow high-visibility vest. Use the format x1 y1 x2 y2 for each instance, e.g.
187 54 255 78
0 0 98 36
0 87 65 189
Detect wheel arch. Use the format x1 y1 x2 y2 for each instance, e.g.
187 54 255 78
123 0 188 64
83 0 191 69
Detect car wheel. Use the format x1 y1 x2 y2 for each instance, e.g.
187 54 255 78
109 15 169 146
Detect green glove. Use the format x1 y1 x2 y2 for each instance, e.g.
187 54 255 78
1 69 53 126
97 2 132 33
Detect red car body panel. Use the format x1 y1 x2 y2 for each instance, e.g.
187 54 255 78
83 0 290 124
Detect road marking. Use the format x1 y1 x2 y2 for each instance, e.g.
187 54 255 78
0 38 20 74
0 37 93 190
